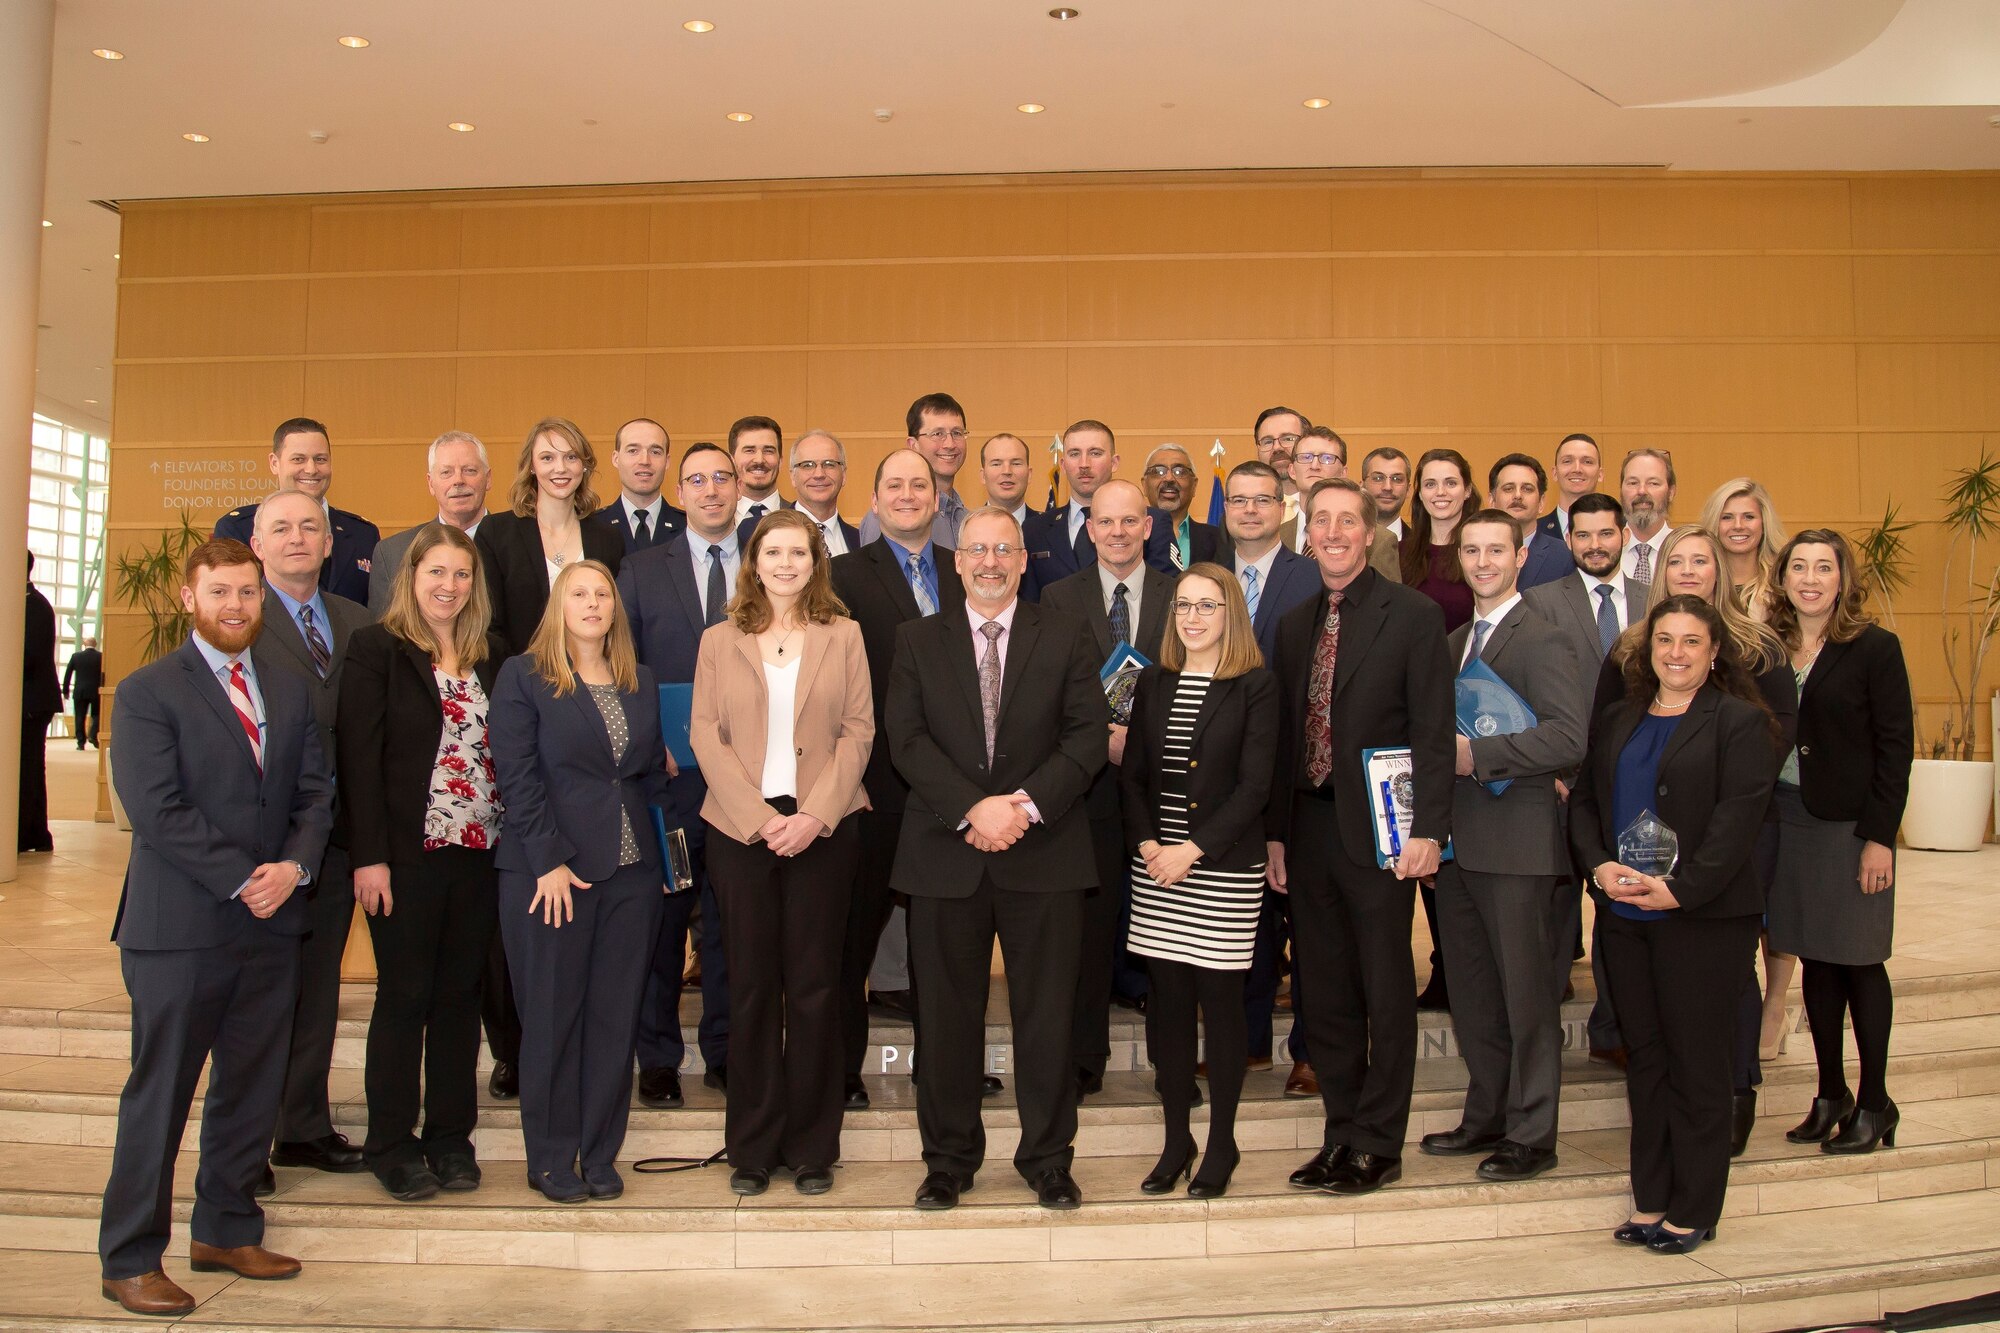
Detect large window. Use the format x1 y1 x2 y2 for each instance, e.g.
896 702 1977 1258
29 412 109 656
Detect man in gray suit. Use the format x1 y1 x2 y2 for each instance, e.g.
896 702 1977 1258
1419 509 1585 1183
250 491 375 1181
99 537 333 1316
367 431 490 614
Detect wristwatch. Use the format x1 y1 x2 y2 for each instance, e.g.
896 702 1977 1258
290 860 312 887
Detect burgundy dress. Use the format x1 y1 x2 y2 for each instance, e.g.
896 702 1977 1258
1406 538 1474 633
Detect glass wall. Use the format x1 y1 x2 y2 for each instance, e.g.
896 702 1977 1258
28 412 109 655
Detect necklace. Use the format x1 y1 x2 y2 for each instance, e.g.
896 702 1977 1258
1652 693 1694 713
774 624 801 658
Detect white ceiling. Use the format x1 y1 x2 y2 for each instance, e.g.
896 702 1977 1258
33 0 2000 422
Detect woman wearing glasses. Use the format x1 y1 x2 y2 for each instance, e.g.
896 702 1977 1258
1121 565 1277 1199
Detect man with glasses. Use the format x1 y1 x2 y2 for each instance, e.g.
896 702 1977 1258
616 443 740 1110
1280 427 1401 580
980 433 1034 528
751 429 857 555
367 431 494 615
729 416 789 525
1139 443 1221 570
598 418 686 556
1251 406 1308 526
860 393 972 549
1360 447 1412 541
1022 419 1174 599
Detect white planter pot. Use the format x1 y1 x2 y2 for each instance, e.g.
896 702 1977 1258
1903 758 1995 851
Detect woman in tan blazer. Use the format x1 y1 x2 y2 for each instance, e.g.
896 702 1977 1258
690 509 874 1197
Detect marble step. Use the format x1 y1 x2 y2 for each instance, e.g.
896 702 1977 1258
1 1123 1994 1276
8 1190 2000 1330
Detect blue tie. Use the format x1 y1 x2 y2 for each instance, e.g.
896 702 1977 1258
1595 584 1619 657
1241 565 1261 620
1468 618 1491 666
908 553 937 616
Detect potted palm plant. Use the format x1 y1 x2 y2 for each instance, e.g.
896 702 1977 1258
103 511 208 827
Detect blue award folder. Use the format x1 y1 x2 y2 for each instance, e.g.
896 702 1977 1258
1099 643 1151 725
1455 657 1535 796
1363 746 1454 869
658 683 696 769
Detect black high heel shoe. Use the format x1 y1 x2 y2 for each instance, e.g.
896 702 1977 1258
1188 1146 1239 1199
1646 1224 1717 1255
1822 1099 1898 1155
1140 1140 1197 1194
1785 1090 1855 1144
1730 1091 1757 1158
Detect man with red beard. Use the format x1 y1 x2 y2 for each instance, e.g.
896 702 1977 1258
97 538 333 1316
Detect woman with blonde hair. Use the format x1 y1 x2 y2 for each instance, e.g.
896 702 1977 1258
1120 563 1277 1199
691 510 873 1197
477 417 625 655
489 561 672 1203
1700 479 1786 617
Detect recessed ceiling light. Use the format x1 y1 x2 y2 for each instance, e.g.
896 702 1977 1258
84 399 98 405
41 220 51 228
726 111 754 122
1302 97 1330 109
1017 103 1045 114
683 20 714 33
1049 7 1080 18
181 132 209 142
447 121 475 132
337 35 370 48
91 48 124 61
111 255 118 261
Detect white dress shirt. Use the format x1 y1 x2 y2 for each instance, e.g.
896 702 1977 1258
1096 562 1146 640
1578 569 1636 632
1461 592 1523 668
1623 526 1668 583
800 507 849 556
692 531 743 621
737 493 783 524
622 495 668 539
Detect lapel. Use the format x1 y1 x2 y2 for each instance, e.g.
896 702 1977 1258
1556 575 1594 647
400 637 444 718
181 639 264 779
795 621 829 720
729 624 775 714
1135 566 1173 659
994 600 1041 735
940 604 985 731
1800 635 1854 704
259 588 319 679
1657 687 1719 773
1074 568 1115 659
1624 578 1649 625
1595 698 1644 794
1480 600 1527 668
567 675 627 766
869 539 924 622
1331 570 1388 699
666 537 708 634
1185 668 1231 749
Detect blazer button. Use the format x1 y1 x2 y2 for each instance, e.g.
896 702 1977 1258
1189 759 1199 769
1188 800 1199 809
1657 785 1668 796
1799 744 1811 756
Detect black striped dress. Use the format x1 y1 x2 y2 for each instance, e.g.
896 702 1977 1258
1124 672 1265 970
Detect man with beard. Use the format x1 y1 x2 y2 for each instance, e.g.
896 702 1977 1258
730 416 789 525
1251 406 1308 527
1139 443 1221 570
1619 448 1676 586
1360 447 1412 541
98 538 333 1315
367 431 492 615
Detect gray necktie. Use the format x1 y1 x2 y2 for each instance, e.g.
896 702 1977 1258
704 545 728 628
1632 541 1653 586
299 605 331 677
1241 565 1261 620
1595 583 1619 657
908 553 937 616
1109 582 1131 647
978 621 1004 765
1468 618 1491 667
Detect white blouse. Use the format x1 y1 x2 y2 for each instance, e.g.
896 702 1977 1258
760 657 801 800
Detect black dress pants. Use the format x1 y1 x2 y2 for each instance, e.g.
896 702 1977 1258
909 878 1083 1180
1246 889 1309 1063
276 844 354 1144
74 693 99 748
1599 907 1761 1232
362 846 498 1172
636 769 730 1075
841 806 910 1078
1071 813 1130 1080
17 710 52 852
1285 792 1418 1158
706 813 860 1171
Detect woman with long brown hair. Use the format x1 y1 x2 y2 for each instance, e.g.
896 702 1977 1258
690 511 874 1197
1398 448 1479 634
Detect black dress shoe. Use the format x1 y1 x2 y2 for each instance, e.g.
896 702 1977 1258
433 1154 481 1191
255 1165 276 1198
583 1164 623 1199
1032 1167 1082 1210
1140 1139 1196 1194
526 1168 588 1203
488 1061 519 1100
379 1162 441 1201
729 1167 769 1196
914 1170 972 1210
1823 1099 1898 1155
1730 1091 1757 1158
637 1067 683 1109
703 1064 728 1092
270 1132 366 1173
867 989 914 1019
1785 1090 1856 1143
1188 1146 1239 1199
1322 1151 1401 1195
1613 1219 1663 1246
1419 1125 1506 1157
1475 1142 1558 1182
844 1074 870 1110
1646 1224 1716 1255
982 1074 1004 1098
1076 1067 1104 1098
794 1167 834 1195
1288 1145 1349 1189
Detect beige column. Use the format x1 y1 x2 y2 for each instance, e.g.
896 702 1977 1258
0 0 56 884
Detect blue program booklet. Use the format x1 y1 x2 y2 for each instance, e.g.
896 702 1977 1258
1362 746 1455 869
1455 657 1535 796
658 682 696 769
1099 642 1152 725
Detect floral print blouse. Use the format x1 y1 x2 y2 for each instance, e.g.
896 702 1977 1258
424 667 503 852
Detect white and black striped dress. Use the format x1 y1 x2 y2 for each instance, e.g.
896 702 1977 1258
1125 672 1265 970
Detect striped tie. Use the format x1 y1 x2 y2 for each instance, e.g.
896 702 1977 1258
300 605 332 677
908 553 937 616
227 661 263 774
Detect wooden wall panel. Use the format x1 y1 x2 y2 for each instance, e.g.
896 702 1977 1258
808 263 1061 345
808 348 1069 437
646 351 810 439
808 190 1067 259
1068 345 1332 433
112 361 305 443
306 275 461 354
1325 182 1599 252
1855 433 1997 524
1857 345 2000 430
1326 257 1596 339
456 271 649 352
1597 257 1854 337
302 360 457 442
652 197 811 264
1850 178 2000 250
116 279 308 359
1595 180 1852 250
1333 344 1600 428
1067 259 1331 342
1643 434 1862 525
119 203 311 279
1602 344 1857 429
1066 187 1330 255
309 206 464 272
1852 257 2000 338
652 267 811 347
459 202 651 268
454 354 646 447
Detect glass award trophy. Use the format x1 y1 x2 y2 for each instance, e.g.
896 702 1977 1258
651 805 697 894
1616 809 1679 881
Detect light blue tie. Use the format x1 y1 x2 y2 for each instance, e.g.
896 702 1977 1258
1241 565 1261 620
908 553 937 616
1595 584 1619 657
1469 618 1491 665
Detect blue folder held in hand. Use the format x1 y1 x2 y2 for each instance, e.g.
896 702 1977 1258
658 683 696 769
1455 657 1535 796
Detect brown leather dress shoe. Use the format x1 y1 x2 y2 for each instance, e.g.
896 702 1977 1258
102 1271 196 1316
1284 1061 1319 1098
189 1241 301 1280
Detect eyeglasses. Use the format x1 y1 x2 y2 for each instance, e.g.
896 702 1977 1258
1143 464 1194 479
1173 599 1223 618
916 428 970 444
1225 494 1280 510
1295 451 1344 469
681 470 737 489
960 542 1020 559
1255 432 1303 450
791 459 845 473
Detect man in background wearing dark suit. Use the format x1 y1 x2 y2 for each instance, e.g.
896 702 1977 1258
366 431 491 615
777 429 861 557
1488 454 1577 593
98 537 333 1316
249 490 375 1183
1038 480 1173 1095
616 442 738 1108
600 417 686 556
214 418 379 605
859 393 975 549
1139 443 1222 571
64 634 104 750
19 551 60 853
1538 433 1604 543
1021 420 1176 600
887 506 1108 1212
1280 427 1401 583
1266 478 1454 1197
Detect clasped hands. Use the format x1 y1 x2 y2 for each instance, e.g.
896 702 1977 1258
759 811 828 858
1138 839 1203 887
241 861 302 919
964 793 1034 852
1593 860 1681 912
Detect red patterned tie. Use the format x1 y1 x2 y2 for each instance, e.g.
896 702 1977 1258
227 661 264 775
1304 591 1343 787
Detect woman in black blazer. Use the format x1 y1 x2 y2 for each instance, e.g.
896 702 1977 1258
1119 564 1277 1200
1764 530 1914 1156
338 524 508 1201
1571 594 1780 1256
476 416 624 656
489 560 672 1204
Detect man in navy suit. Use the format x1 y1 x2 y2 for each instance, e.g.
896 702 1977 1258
214 418 379 605
615 442 736 1108
1223 460 1323 1097
1139 443 1222 571
747 429 860 556
98 538 333 1315
1538 433 1604 543
1021 420 1175 599
1488 454 1577 593
600 417 687 555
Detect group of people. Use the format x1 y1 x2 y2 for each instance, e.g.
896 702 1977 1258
94 402 1914 1314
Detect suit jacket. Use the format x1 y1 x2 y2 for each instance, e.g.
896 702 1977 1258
885 599 1109 897
690 617 874 844
740 509 858 556
829 538 965 812
601 496 688 555
23 587 60 716
1791 625 1914 847
216 502 381 606
1165 517 1224 569
488 656 672 883
1535 509 1565 545
1020 502 1177 601
1570 687 1781 918
63 646 103 700
1119 667 1278 873
1234 545 1322 669
337 623 507 869
618 531 715 686
1279 518 1403 583
1591 648 1798 756
1446 601 1587 874
257 585 373 848
475 510 625 656
1517 528 1578 592
1264 566 1456 860
1039 563 1175 820
109 638 334 949
1523 572 1650 678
